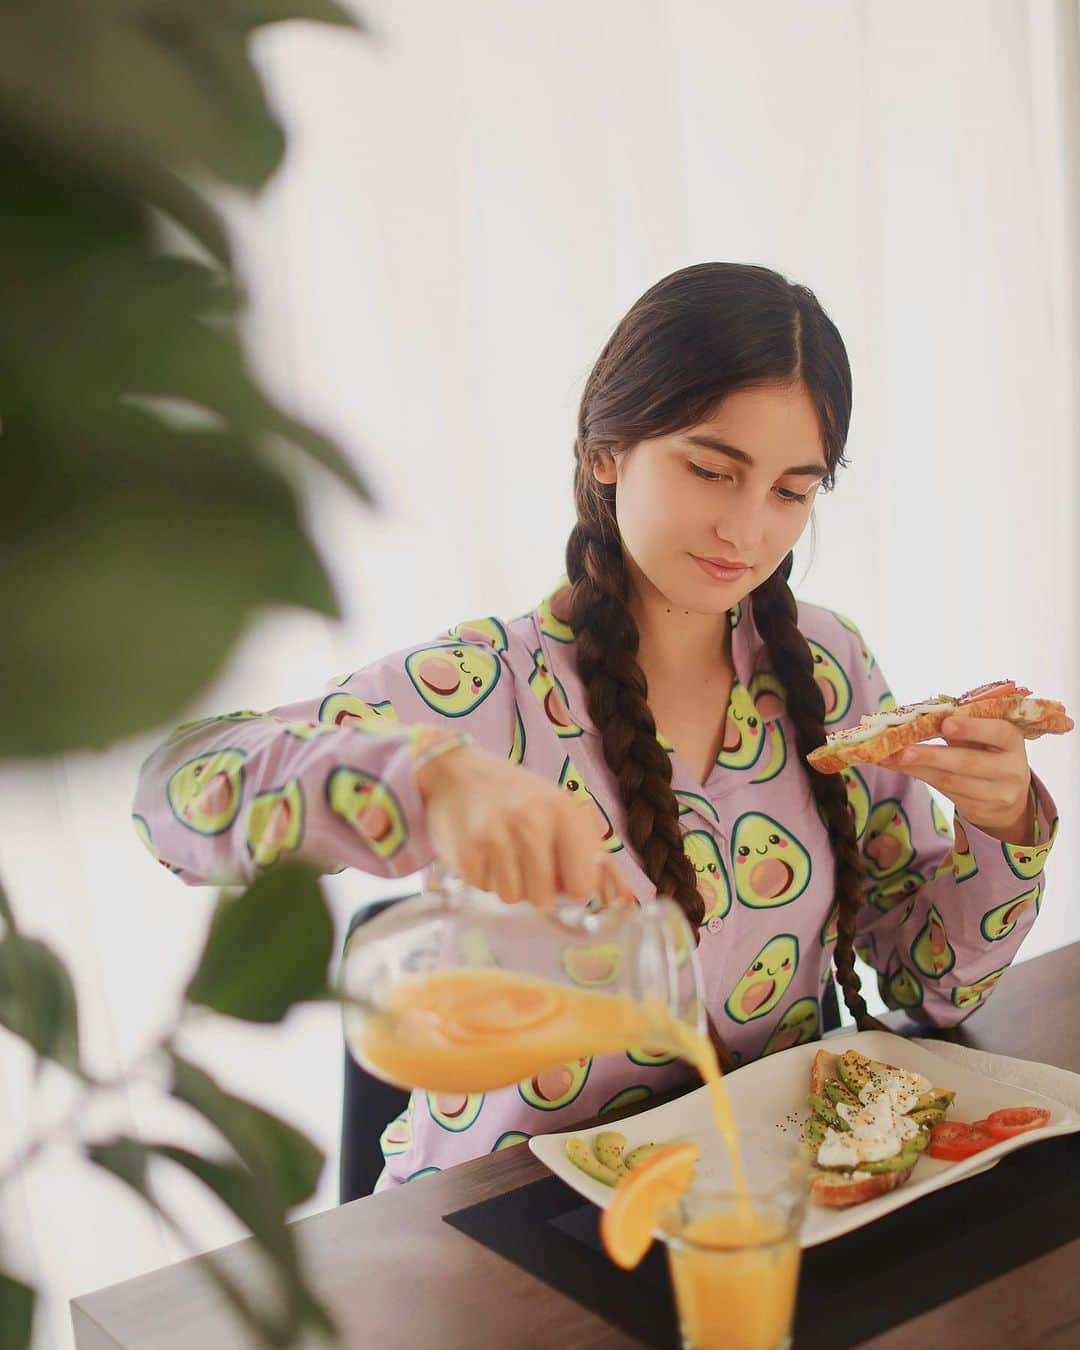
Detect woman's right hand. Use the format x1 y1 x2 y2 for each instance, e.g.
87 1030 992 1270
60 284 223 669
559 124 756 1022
415 742 634 907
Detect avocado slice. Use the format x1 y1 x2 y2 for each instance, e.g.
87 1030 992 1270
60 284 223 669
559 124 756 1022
836 1050 874 1095
565 1135 619 1185
816 1137 921 1175
624 1142 659 1171
591 1131 628 1175
907 1105 947 1128
803 1116 827 1146
914 1087 955 1112
824 1078 861 1111
809 1092 850 1131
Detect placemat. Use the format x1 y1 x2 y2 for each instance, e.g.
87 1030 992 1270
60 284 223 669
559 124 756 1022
445 1133 1080 1348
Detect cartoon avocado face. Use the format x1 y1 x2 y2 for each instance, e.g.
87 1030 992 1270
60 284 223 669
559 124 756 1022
492 1131 531 1150
910 904 956 979
731 813 812 908
715 682 765 771
863 800 916 879
833 612 876 676
682 831 731 925
318 694 399 732
427 1091 484 1132
528 649 582 737
518 1057 591 1110
675 791 719 825
930 797 952 838
508 703 526 764
380 1109 412 1155
867 868 924 913
760 996 819 1056
1002 818 1056 880
750 720 788 785
326 768 406 859
131 814 182 873
600 1086 653 1115
724 934 799 1023
981 884 1041 941
561 943 622 986
245 779 304 867
558 758 622 852
444 616 509 653
167 748 246 835
839 766 871 839
951 965 1007 1010
405 644 501 718
882 960 923 1009
819 903 839 946
748 670 787 723
807 640 852 725
538 583 575 643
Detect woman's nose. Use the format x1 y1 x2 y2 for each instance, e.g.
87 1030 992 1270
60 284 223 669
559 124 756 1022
716 497 765 553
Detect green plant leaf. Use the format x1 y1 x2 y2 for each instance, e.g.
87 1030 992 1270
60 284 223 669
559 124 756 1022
185 864 334 1022
0 935 81 1073
0 1270 35 1350
0 410 340 757
170 1054 324 1206
88 1135 335 1346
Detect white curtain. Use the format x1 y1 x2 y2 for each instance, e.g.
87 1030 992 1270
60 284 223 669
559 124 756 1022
3 3 1077 1346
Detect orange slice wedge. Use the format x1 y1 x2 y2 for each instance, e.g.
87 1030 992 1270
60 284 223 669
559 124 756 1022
599 1139 700 1269
439 983 565 1042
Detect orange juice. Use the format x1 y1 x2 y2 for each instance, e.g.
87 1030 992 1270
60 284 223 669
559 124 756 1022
666 1207 800 1350
350 966 744 1192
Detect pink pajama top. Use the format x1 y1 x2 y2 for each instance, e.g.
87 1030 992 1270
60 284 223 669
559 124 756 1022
133 584 1059 1188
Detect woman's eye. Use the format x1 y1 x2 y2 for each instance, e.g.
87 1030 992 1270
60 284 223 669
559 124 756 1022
689 463 729 483
775 487 809 505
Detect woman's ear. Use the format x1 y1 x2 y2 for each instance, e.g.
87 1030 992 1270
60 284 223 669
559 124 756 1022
592 449 618 485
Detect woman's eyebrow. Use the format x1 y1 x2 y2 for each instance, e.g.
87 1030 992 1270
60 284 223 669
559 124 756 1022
682 433 827 478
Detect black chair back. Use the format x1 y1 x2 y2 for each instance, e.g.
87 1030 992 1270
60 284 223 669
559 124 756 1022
338 894 846 1202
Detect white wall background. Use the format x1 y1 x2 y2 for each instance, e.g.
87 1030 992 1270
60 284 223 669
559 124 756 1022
2 2 1077 1347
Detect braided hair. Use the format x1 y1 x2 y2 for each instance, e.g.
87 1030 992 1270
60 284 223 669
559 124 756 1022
565 263 887 1056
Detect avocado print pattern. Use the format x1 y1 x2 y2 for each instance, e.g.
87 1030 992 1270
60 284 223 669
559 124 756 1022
731 813 812 907
715 682 766 770
807 639 852 725
930 797 953 838
326 768 406 859
951 965 1007 1011
937 817 978 883
839 766 871 839
980 884 1041 941
760 996 819 1055
444 616 509 652
724 935 798 1023
877 955 923 1009
167 749 246 835
380 1107 412 1156
245 779 304 867
427 1091 484 1132
1002 818 1057 880
863 800 916 880
518 1058 590 1110
538 585 575 643
131 814 183 873
750 718 787 785
818 902 838 946
600 1086 652 1115
318 693 399 731
867 868 924 913
405 643 501 718
528 649 582 737
833 612 876 675
280 721 338 740
910 904 956 978
683 830 731 926
492 1131 531 1150
675 791 720 825
748 669 786 722
558 757 622 851
509 703 526 764
561 943 622 986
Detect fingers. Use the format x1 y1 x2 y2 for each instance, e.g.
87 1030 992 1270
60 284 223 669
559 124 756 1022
882 743 1003 781
940 715 1024 752
553 805 603 900
484 830 525 904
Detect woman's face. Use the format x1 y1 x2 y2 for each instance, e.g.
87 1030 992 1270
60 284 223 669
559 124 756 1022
593 383 830 616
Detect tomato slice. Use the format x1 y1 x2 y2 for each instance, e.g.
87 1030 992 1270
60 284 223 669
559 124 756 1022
979 1106 1051 1139
927 1120 998 1161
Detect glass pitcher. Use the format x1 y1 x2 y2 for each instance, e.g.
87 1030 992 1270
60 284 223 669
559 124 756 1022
339 867 706 1096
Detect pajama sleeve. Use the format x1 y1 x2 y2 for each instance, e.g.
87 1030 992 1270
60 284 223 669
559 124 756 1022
831 623 1060 1025
131 626 521 886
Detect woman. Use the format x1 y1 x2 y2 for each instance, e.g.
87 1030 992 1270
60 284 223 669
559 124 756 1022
134 263 1058 1187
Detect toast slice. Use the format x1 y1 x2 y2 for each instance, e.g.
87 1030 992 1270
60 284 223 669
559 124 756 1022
807 681 1073 775
804 1049 949 1209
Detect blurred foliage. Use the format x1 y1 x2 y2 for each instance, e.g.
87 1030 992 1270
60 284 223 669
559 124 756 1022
0 2 370 1346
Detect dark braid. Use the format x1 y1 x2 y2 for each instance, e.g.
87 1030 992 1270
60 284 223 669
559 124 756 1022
752 555 887 1032
565 519 703 926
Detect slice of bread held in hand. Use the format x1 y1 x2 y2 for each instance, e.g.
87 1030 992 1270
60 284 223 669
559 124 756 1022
807 680 1074 775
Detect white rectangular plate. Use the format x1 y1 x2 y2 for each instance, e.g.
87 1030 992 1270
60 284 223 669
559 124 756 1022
528 1030 1080 1247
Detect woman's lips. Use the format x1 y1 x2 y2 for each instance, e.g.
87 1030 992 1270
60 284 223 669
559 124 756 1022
692 555 750 582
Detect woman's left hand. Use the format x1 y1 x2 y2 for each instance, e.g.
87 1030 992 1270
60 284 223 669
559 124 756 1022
880 715 1034 845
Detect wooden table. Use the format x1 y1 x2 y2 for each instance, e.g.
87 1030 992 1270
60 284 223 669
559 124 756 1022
71 943 1080 1349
